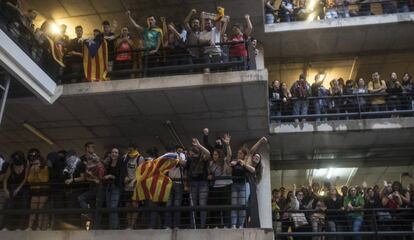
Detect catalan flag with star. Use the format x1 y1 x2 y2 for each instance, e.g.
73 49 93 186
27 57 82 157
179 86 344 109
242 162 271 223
83 34 108 81
133 153 179 202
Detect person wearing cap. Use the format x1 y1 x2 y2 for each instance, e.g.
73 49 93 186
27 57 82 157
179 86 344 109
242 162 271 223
3 151 29 230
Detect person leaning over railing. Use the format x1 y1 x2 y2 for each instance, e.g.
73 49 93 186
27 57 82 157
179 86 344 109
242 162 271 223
26 149 49 230
343 186 364 240
368 72 387 113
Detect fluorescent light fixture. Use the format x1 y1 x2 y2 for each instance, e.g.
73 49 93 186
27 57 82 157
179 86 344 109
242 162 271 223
23 122 55 145
326 168 333 179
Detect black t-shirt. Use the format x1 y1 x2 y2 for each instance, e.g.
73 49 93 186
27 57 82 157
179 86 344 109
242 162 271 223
187 156 208 181
325 196 343 221
104 32 116 60
67 37 83 58
105 160 122 187
232 162 247 184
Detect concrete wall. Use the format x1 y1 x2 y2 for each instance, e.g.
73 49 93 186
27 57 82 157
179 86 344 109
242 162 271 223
0 229 274 240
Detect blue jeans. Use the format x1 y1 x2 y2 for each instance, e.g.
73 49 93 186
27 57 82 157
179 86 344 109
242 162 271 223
190 181 208 228
105 184 121 229
348 216 363 240
78 185 104 229
231 183 247 227
314 101 328 121
164 182 183 228
293 100 309 121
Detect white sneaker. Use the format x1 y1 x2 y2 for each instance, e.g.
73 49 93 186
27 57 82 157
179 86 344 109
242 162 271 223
231 225 237 229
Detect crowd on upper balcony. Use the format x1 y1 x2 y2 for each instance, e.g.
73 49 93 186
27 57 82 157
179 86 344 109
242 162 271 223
0 0 258 83
265 0 413 23
272 177 414 240
0 128 268 231
269 72 414 122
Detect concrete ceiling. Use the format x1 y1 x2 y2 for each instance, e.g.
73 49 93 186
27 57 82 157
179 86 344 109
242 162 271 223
271 165 414 189
262 21 414 60
269 127 414 170
23 0 264 37
0 71 268 158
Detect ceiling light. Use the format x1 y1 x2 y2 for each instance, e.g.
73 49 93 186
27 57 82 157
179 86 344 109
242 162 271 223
50 23 61 35
326 168 333 179
23 122 55 145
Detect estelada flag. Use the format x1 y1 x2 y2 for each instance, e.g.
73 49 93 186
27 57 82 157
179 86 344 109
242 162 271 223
46 36 65 68
83 34 108 81
133 153 179 202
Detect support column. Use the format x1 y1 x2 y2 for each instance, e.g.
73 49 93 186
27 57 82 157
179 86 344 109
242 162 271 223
257 144 272 229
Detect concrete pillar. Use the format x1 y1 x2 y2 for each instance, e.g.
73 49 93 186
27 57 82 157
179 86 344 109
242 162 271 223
257 144 272 229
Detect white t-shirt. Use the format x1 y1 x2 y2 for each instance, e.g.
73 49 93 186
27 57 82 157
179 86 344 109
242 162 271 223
199 27 221 55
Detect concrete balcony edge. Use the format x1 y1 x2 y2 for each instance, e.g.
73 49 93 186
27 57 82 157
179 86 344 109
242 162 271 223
270 116 414 134
62 69 269 97
264 12 414 32
0 228 274 240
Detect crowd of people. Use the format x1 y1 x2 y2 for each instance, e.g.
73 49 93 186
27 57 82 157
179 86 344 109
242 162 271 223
269 72 414 122
272 178 414 239
265 0 413 23
0 128 268 231
0 1 257 82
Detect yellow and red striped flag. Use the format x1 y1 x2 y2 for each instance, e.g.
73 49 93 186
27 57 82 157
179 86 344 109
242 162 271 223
133 153 179 202
83 34 108 81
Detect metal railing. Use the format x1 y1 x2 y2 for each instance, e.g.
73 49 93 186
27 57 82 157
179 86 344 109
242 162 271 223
273 207 414 239
265 0 413 24
0 176 250 230
269 92 414 122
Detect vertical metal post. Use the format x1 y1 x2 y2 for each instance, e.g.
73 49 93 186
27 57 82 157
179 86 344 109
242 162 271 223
0 74 11 125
